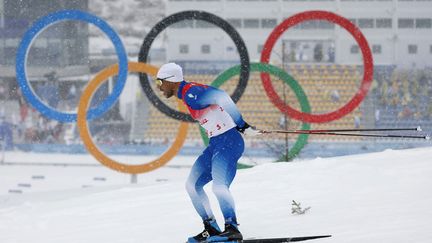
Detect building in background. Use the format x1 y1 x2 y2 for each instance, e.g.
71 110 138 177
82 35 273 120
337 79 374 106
0 0 91 115
0 0 89 79
166 0 432 69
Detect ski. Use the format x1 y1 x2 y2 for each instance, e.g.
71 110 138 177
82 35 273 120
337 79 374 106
210 235 331 243
242 235 331 242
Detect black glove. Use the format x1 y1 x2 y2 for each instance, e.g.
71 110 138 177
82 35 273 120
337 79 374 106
236 122 250 134
236 122 261 136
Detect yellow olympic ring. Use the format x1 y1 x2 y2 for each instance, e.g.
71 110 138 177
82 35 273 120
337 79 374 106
77 62 189 174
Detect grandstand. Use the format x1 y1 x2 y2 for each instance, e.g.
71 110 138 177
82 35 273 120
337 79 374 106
372 68 432 131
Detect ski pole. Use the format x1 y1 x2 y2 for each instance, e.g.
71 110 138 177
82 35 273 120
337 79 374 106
261 127 422 134
260 130 430 140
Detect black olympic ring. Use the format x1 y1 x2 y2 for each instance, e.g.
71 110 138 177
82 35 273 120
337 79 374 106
138 10 250 122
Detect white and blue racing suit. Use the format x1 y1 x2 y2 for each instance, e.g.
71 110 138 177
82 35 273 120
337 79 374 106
179 81 246 225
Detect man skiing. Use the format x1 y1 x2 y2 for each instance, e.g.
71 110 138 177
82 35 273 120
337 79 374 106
156 63 260 242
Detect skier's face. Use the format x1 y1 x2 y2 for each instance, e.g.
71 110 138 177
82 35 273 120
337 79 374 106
157 79 175 98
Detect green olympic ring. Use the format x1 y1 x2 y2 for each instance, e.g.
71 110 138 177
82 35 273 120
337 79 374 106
199 62 311 161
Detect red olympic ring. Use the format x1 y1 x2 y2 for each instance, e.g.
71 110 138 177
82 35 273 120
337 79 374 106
260 10 374 123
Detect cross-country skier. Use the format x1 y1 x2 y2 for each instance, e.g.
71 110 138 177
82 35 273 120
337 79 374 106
156 63 261 242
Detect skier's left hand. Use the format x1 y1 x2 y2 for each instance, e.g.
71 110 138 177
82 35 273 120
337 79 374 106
236 123 262 137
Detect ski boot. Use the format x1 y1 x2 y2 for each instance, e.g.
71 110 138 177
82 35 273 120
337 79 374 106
187 219 221 243
207 223 243 242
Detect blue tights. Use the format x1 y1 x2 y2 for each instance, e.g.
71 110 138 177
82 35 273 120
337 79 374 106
186 128 244 225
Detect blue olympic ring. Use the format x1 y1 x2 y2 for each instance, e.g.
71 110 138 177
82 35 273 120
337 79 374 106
15 9 128 122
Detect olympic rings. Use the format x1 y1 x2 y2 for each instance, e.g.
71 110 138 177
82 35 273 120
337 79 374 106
138 10 250 123
16 10 128 122
201 62 311 159
77 62 189 174
260 10 374 123
15 9 376 173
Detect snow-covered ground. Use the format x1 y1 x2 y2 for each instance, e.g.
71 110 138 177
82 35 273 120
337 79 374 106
0 147 431 243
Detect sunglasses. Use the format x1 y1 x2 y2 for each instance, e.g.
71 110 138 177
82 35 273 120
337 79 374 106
155 75 175 86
